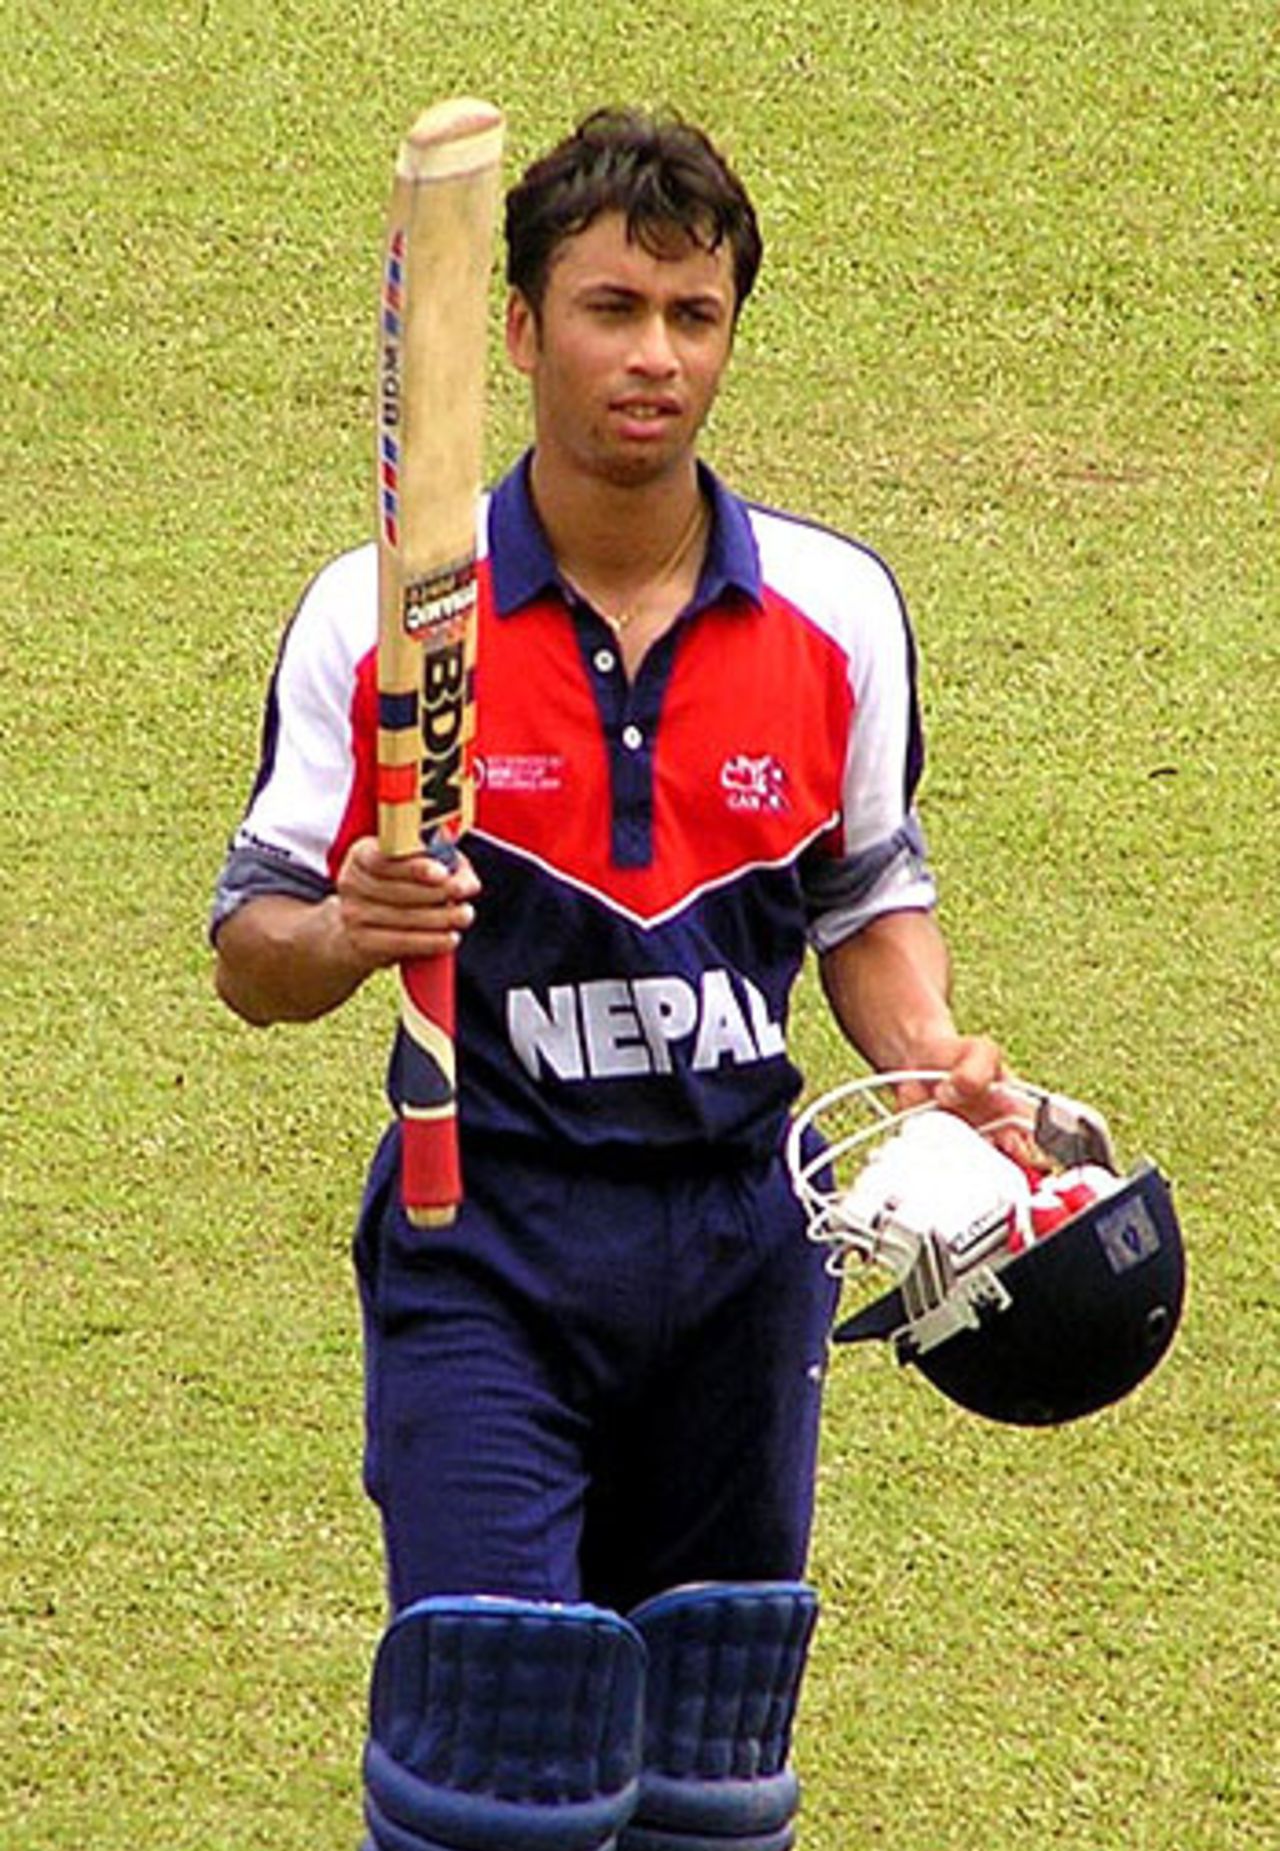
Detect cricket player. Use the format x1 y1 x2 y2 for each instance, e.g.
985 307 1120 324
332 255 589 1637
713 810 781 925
212 108 1007 1851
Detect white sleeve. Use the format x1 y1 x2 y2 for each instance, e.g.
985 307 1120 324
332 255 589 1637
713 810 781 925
232 543 378 880
753 515 938 947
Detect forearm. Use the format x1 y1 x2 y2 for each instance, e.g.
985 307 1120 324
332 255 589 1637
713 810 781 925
818 909 958 1071
212 839 480 1027
213 894 370 1026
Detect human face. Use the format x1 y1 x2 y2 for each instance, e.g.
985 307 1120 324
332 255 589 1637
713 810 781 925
505 211 737 490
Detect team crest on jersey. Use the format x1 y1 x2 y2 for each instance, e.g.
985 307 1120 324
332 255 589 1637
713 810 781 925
720 752 789 814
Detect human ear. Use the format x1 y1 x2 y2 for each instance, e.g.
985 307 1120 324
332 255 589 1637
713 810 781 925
505 288 540 375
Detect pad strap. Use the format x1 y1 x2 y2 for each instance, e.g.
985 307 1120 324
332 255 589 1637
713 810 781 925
621 1582 818 1851
363 1595 645 1850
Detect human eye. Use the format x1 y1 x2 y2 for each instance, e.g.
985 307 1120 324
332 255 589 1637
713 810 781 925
674 298 725 331
585 290 639 320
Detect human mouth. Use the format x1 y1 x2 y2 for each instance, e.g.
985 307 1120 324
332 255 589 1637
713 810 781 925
610 395 681 436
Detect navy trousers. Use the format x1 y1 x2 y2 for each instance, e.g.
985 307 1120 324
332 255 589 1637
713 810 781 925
354 1128 839 1616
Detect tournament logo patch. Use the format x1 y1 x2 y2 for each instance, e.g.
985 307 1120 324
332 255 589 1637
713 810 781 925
720 752 789 814
474 753 565 795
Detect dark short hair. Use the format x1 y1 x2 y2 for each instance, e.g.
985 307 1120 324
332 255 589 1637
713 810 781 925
505 108 763 317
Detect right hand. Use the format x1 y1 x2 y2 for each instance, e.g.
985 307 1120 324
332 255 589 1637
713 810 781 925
335 836 481 971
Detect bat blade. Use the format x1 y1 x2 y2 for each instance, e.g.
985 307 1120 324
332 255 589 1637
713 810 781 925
376 97 504 1228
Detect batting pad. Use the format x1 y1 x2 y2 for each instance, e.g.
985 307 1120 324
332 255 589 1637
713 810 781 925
620 1581 818 1851
362 1595 645 1850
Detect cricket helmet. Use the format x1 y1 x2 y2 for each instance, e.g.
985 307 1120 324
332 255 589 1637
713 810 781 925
786 1074 1186 1426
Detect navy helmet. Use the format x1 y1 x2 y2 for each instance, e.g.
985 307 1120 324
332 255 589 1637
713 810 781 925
787 1074 1186 1427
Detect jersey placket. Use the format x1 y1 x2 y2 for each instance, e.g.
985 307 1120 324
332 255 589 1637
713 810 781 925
572 606 680 872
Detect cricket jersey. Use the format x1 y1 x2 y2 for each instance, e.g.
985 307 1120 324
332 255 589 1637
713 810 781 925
213 454 936 1167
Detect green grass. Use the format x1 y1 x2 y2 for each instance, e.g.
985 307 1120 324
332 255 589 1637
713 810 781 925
3 1 1276 1845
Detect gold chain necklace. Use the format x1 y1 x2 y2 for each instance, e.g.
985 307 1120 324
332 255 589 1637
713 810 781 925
565 495 709 638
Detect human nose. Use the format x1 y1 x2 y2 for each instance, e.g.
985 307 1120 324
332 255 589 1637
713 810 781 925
626 310 679 376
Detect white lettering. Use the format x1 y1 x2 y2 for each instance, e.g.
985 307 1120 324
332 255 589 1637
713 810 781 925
505 968 787 1081
745 978 786 1058
581 979 650 1078
632 976 699 1074
691 969 758 1071
507 984 583 1080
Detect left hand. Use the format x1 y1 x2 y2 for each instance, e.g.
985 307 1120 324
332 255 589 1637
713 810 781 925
894 1035 1042 1165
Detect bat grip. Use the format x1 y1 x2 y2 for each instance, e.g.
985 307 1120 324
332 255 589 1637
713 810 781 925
398 953 461 1225
398 833 462 1225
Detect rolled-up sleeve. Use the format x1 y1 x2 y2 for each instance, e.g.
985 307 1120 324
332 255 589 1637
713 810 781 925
209 841 334 941
800 812 937 953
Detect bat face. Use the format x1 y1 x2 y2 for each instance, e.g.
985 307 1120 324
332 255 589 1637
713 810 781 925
375 98 505 1224
377 100 502 861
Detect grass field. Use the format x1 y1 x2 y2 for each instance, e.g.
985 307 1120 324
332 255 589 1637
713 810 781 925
3 1 1276 1846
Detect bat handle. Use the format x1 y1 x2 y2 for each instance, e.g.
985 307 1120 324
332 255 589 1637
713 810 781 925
397 835 462 1225
398 949 461 1227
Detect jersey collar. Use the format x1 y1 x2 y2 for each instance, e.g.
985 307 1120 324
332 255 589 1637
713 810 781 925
486 450 763 618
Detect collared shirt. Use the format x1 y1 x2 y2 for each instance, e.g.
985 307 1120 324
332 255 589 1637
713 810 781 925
489 452 760 615
212 453 935 1164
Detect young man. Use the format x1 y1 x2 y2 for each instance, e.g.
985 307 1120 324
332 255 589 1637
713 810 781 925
213 109 1005 1851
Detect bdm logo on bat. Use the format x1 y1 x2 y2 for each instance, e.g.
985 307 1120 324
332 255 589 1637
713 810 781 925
403 561 477 639
418 638 468 831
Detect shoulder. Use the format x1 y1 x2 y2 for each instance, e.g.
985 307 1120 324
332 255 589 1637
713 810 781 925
746 501 907 623
741 501 915 690
288 541 378 649
271 541 379 709
290 492 493 646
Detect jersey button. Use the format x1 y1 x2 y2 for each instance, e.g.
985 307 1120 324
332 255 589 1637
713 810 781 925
621 723 644 751
593 647 616 674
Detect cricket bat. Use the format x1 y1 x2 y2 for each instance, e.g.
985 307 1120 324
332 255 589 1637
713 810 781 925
376 98 505 1227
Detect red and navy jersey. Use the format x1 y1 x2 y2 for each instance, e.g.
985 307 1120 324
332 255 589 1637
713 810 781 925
214 456 936 1163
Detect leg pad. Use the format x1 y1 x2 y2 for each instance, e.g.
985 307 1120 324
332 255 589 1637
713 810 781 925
621 1582 818 1851
363 1595 645 1850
